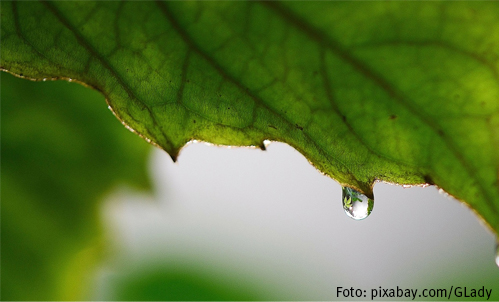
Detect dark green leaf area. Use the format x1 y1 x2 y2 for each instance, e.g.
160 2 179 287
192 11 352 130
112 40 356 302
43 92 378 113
1 72 150 300
111 264 285 301
1 1 498 232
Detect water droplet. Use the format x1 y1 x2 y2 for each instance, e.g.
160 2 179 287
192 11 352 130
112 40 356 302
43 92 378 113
342 186 374 220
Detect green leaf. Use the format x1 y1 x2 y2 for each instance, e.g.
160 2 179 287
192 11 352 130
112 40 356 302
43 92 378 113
1 72 150 300
109 262 285 301
1 1 498 233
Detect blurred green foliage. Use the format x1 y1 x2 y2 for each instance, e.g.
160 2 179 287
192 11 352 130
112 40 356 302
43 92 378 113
1 72 151 300
109 261 282 301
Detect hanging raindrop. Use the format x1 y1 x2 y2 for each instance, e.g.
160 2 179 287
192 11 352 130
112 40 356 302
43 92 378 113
342 186 374 220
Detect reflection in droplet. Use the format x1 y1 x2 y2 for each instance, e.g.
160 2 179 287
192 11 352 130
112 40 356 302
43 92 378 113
342 186 374 220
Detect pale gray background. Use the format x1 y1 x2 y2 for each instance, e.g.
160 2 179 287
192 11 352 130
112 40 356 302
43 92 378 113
98 142 499 300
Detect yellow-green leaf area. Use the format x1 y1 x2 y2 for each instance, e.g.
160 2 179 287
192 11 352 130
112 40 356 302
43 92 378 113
1 1 499 233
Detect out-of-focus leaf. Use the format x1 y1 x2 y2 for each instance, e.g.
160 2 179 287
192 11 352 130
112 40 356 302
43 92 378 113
110 262 286 301
1 72 150 300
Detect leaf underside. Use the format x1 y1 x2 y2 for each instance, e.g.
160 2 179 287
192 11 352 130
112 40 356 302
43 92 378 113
2 1 499 233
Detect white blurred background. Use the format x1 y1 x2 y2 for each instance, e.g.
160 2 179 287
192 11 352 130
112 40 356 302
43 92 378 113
98 142 499 300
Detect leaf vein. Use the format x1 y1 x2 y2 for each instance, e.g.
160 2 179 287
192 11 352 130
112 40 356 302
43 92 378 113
40 0 170 151
261 1 497 215
155 0 361 187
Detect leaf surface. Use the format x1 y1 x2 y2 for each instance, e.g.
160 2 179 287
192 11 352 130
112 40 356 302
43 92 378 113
1 1 499 233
